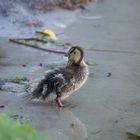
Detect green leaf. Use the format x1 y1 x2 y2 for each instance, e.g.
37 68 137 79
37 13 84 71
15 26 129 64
20 40 28 44
53 22 66 29
86 61 97 66
12 76 28 84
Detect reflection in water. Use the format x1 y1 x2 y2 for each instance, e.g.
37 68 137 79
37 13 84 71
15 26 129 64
25 99 87 140
43 107 87 140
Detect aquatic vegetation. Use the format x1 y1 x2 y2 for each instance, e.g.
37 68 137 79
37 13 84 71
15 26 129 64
53 22 66 29
9 28 67 54
86 61 97 66
127 132 140 140
0 114 51 140
12 76 29 84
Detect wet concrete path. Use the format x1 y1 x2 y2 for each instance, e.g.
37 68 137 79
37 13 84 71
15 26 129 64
0 0 140 140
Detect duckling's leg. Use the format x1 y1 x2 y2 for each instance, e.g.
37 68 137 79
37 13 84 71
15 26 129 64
53 79 64 107
55 96 63 107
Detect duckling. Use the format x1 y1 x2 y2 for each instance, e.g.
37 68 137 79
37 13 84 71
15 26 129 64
27 46 89 107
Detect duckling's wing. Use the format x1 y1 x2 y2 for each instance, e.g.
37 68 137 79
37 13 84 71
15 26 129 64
31 69 59 99
24 67 74 100
42 68 74 97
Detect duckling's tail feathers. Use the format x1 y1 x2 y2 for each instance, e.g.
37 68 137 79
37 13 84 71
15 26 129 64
23 79 47 100
31 82 44 99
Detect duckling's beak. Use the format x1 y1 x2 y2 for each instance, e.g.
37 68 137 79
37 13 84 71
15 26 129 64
63 53 69 62
65 53 68 57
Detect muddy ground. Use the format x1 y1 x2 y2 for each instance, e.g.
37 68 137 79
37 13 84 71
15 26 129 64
0 0 140 140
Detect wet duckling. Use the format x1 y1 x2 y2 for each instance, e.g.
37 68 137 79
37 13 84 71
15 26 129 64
28 46 89 107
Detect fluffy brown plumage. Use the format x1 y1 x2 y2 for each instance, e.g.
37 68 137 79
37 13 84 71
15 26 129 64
25 46 89 107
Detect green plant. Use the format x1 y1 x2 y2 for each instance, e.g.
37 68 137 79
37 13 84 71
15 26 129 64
0 114 51 140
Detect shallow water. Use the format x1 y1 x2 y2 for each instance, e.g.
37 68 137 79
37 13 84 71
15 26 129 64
0 0 140 140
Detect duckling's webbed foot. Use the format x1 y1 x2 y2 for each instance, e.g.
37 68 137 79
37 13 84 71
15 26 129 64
55 96 63 107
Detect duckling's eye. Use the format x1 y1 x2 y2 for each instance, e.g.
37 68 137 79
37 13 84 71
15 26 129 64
73 51 76 54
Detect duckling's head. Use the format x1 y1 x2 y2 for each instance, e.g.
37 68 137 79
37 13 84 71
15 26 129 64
66 46 86 66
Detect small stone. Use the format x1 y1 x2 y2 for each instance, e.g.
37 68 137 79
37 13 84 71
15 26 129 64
39 63 43 67
114 120 118 123
22 64 27 67
70 123 75 128
106 72 112 77
0 105 5 108
10 114 24 120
